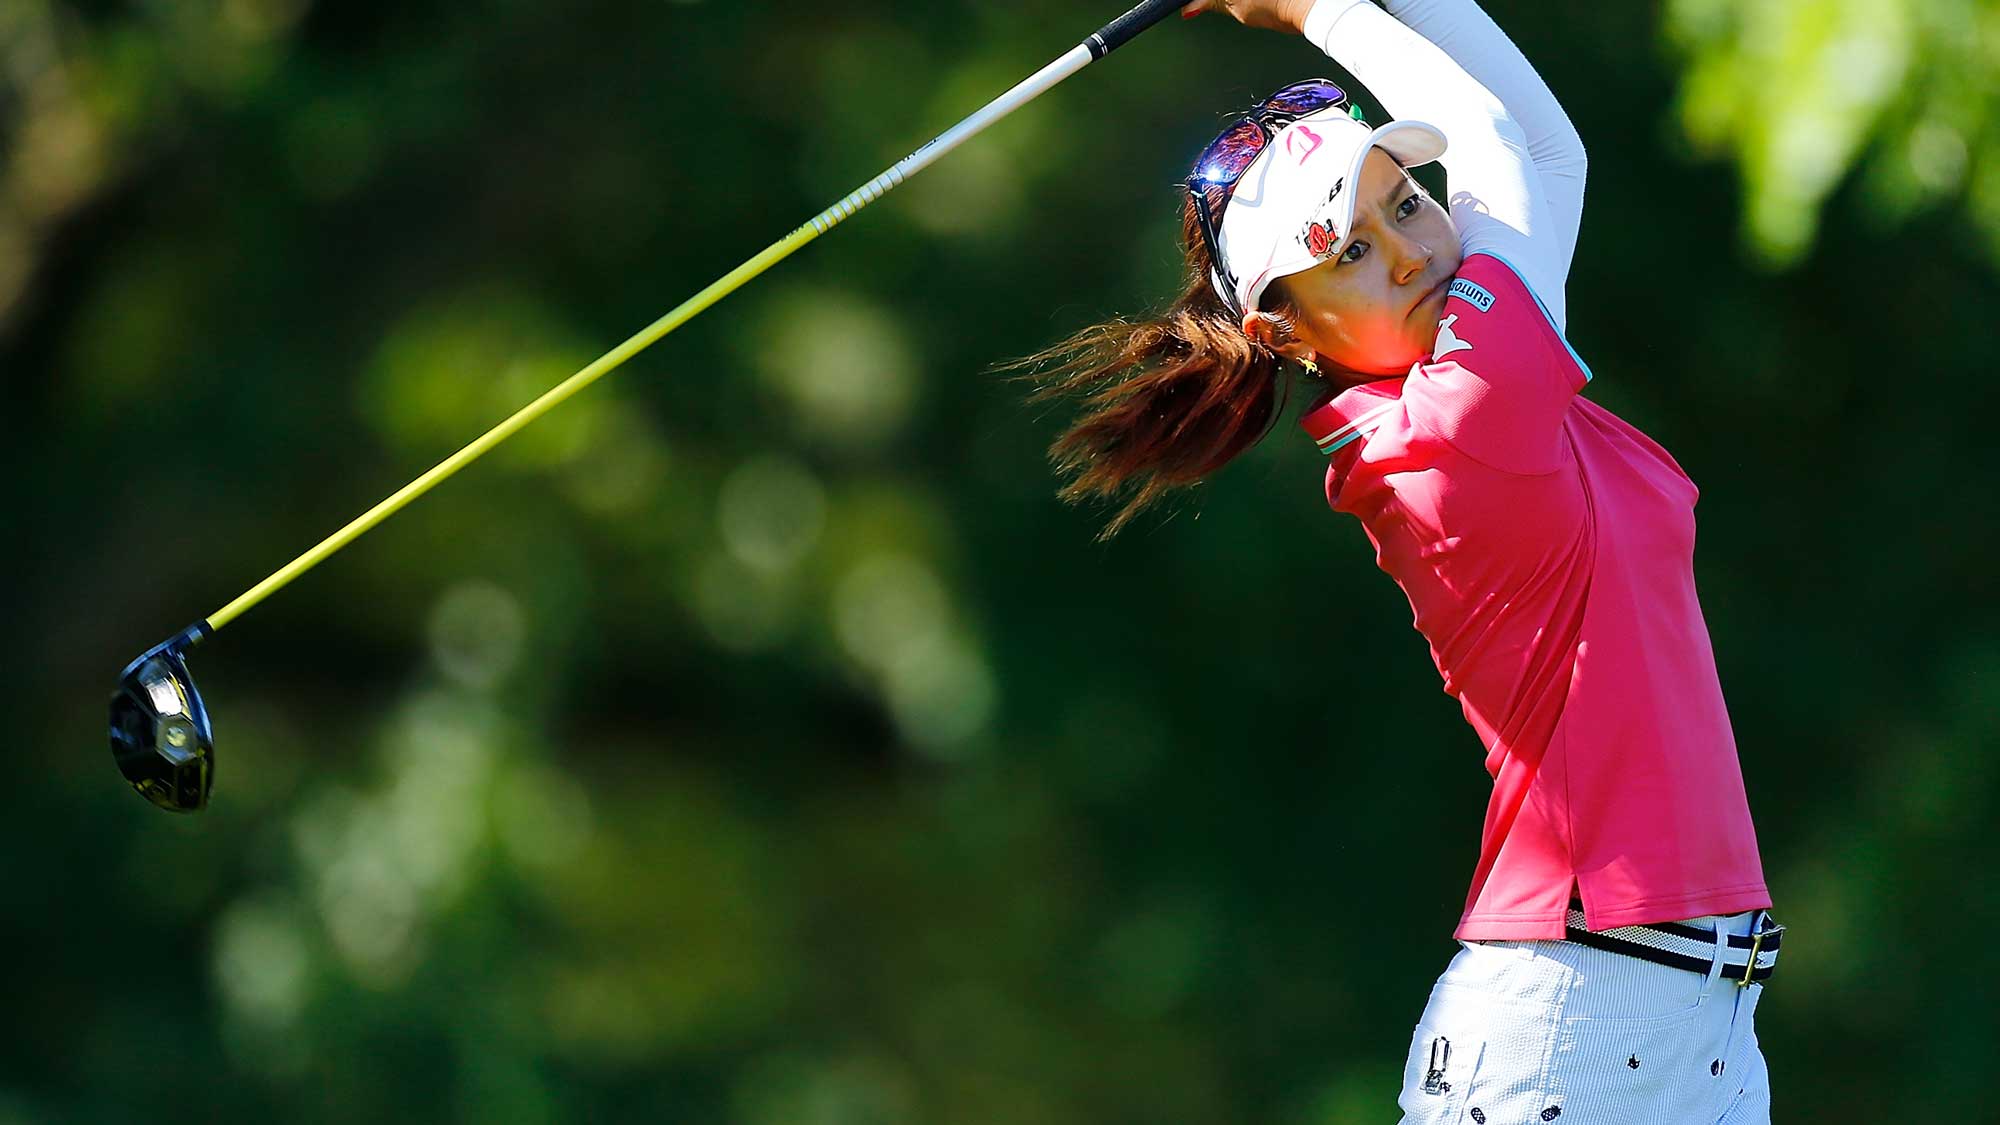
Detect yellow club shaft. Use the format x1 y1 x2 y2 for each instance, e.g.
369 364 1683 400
203 36 1110 634
205 219 821 632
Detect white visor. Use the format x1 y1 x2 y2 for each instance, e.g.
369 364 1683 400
1211 106 1448 316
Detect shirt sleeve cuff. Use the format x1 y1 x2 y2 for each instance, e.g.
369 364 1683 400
1302 0 1374 50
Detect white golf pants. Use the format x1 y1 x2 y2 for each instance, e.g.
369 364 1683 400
1396 910 1770 1125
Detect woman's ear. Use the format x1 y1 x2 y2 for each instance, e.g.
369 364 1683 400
1240 309 1319 364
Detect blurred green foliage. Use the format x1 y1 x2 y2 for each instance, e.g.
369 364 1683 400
1666 0 2000 263
6 0 1997 1121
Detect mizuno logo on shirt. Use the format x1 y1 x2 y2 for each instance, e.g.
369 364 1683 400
1449 277 1496 312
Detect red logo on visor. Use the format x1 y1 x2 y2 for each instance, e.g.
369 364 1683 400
1304 220 1338 259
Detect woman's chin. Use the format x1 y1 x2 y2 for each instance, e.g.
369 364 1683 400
1327 342 1432 380
1374 345 1432 375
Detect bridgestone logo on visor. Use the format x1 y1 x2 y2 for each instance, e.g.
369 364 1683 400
1285 125 1325 163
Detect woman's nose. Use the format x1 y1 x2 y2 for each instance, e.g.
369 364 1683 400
1392 234 1434 284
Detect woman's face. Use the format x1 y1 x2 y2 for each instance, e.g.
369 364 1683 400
1254 146 1461 376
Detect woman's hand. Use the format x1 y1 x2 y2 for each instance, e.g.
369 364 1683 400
1179 0 1322 36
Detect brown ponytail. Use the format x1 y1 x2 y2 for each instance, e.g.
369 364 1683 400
993 197 1326 542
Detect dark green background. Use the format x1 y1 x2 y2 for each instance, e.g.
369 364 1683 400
7 0 1995 1120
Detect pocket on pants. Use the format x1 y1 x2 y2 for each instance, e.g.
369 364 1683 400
1397 986 1552 1125
1540 1000 1709 1121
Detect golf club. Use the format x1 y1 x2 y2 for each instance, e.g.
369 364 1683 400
108 0 1189 811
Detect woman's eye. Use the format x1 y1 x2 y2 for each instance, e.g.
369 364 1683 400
1399 192 1420 218
1340 240 1367 263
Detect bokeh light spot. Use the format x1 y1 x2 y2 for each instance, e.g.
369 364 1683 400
718 454 826 573
427 579 527 690
746 290 918 451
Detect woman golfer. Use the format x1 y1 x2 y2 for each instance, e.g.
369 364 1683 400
1009 0 1784 1120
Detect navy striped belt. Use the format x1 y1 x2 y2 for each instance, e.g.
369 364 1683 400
1562 908 1784 987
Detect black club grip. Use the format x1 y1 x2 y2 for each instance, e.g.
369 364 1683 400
1086 0 1187 58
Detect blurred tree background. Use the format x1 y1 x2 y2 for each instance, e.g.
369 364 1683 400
6 0 1996 1120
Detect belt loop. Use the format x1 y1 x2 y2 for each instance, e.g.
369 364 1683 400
1716 913 1746 1070
1701 917 1727 993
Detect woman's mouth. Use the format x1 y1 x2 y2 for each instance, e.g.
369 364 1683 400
1411 277 1450 318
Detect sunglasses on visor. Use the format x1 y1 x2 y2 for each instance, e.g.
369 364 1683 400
1185 79 1360 317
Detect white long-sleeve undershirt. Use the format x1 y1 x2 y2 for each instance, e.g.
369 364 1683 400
1302 0 1587 331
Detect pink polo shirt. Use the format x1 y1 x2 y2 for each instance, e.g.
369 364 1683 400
1299 253 1770 941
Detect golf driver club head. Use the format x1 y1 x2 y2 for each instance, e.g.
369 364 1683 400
108 625 214 812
